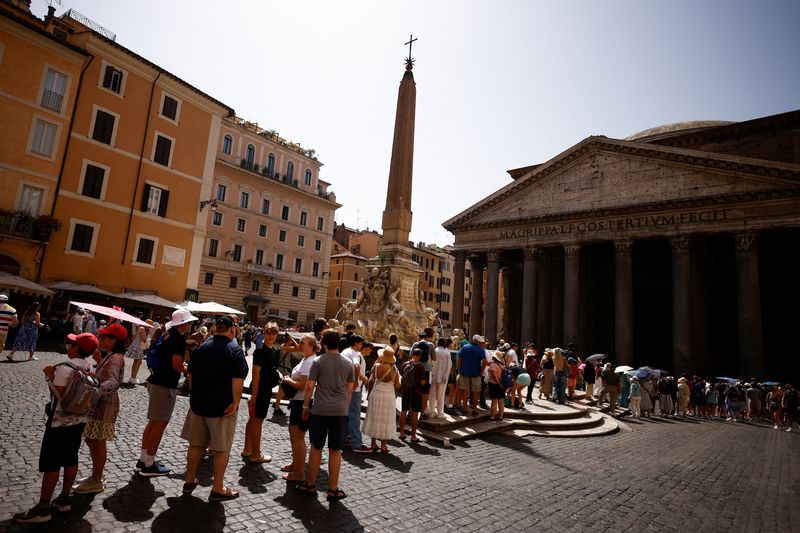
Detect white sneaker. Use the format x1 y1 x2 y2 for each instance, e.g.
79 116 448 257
73 476 105 494
129 378 140 385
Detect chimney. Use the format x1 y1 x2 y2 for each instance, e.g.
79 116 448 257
46 5 56 21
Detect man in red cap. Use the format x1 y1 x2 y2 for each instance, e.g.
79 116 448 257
15 332 98 523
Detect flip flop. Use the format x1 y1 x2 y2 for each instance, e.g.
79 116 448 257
326 488 347 501
380 447 389 454
208 487 239 501
248 454 272 463
280 464 294 472
240 452 252 459
295 481 317 495
410 437 420 443
282 473 305 481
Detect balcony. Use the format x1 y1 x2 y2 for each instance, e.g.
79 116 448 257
0 211 60 243
246 263 277 277
40 89 63 112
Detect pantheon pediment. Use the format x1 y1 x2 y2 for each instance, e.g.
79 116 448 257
444 137 800 231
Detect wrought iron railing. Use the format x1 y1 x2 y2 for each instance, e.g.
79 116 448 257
40 89 63 112
63 9 117 41
246 263 277 277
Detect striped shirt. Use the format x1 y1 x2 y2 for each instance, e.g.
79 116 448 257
0 304 17 332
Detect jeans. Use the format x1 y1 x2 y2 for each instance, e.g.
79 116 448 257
553 371 567 404
347 390 363 448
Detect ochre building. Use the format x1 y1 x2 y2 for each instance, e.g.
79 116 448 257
444 111 800 380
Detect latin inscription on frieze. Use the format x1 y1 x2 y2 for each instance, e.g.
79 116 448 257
499 209 731 239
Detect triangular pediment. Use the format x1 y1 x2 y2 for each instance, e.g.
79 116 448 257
444 137 800 230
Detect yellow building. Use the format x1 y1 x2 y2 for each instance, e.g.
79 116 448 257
0 3 88 279
325 250 368 321
0 5 235 302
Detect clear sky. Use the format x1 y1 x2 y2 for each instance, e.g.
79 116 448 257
32 0 800 246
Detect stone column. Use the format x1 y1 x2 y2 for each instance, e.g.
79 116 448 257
536 250 552 348
485 250 501 343
520 247 538 343
562 244 581 346
550 252 564 345
614 239 634 365
468 256 484 336
735 233 764 378
500 266 511 340
451 252 466 332
671 236 691 374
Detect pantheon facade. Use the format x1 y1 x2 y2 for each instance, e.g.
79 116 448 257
443 110 800 380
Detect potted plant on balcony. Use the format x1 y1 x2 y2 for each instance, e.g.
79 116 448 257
240 159 248 168
32 215 61 242
253 164 260 173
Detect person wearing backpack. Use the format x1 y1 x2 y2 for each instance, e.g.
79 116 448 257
410 328 435 419
73 324 128 494
487 352 508 421
14 332 98 524
136 308 197 477
398 348 427 442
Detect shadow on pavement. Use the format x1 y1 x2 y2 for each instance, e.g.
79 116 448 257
275 485 364 533
237 461 278 494
150 495 226 533
102 475 164 522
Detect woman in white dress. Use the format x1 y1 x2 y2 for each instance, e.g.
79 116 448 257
363 347 401 453
428 338 453 418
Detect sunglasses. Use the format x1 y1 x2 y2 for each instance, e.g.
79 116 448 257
65 341 75 349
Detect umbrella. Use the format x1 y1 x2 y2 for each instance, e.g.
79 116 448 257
614 365 633 373
714 376 739 384
761 381 780 387
70 301 151 328
638 367 669 378
177 301 245 315
585 353 606 363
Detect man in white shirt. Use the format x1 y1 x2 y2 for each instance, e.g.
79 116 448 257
0 293 17 354
341 335 371 453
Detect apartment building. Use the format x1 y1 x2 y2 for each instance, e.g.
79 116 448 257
410 243 455 330
198 117 339 325
324 250 368 320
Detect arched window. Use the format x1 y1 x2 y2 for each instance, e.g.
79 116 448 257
304 169 312 186
245 144 255 168
222 134 233 154
267 153 275 176
287 161 295 180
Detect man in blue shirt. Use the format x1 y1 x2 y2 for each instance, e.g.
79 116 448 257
455 334 487 415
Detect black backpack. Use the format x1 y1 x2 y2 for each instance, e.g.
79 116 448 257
401 361 418 390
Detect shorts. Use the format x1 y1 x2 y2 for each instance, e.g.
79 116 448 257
147 383 177 421
421 371 431 394
488 383 506 400
0 330 7 349
180 409 238 452
252 393 270 419
401 390 422 412
39 423 85 472
83 420 116 441
457 375 482 392
308 414 348 451
289 400 310 432
567 378 577 389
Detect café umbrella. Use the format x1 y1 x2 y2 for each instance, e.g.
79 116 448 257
70 301 151 328
584 353 607 363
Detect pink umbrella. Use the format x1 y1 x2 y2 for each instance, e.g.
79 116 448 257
70 301 152 328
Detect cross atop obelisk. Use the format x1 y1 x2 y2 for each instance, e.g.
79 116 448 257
405 34 417 70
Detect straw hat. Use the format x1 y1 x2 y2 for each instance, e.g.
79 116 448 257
491 351 504 363
378 346 396 364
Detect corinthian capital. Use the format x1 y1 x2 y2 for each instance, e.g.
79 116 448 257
735 232 758 252
614 239 633 256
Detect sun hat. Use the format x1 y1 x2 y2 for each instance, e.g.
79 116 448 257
67 332 98 353
492 351 504 363
378 346 396 364
0 294 8 301
98 323 128 341
166 308 198 329
199 326 209 336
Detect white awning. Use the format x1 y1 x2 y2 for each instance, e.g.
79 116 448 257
119 293 178 309
0 272 55 297
46 281 118 297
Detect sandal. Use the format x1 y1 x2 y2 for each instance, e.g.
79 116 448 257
380 446 389 454
248 454 272 463
282 473 305 481
208 487 239 501
409 437 420 443
280 464 294 472
241 452 252 459
182 482 198 494
326 487 347 501
398 434 407 440
295 481 317 495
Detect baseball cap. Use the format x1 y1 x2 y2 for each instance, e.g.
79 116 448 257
98 323 128 341
471 334 486 343
166 308 198 329
67 332 99 353
0 293 8 301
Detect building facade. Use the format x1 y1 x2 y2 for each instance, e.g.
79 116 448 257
444 111 800 380
197 117 339 325
325 250 368 321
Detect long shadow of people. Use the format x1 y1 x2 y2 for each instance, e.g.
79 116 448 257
150 495 226 533
102 475 165 522
275 485 364 533
238 461 278 494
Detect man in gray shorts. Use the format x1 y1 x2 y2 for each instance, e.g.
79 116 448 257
181 316 248 501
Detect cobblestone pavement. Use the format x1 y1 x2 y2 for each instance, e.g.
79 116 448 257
1 352 798 532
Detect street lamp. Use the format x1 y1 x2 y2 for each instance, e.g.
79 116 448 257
199 199 218 212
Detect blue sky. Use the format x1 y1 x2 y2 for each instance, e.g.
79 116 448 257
32 0 800 245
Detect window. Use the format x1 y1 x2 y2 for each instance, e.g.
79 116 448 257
258 224 267 237
310 289 316 300
255 249 264 265
135 237 156 265
41 69 66 112
298 235 305 247
335 287 340 298
292 286 299 297
208 239 218 257
236 218 246 232
294 258 302 274
261 198 270 215
273 284 280 295
288 310 298 322
304 169 312 186
354 272 359 281
222 134 233 154
81 164 104 199
275 253 284 270
240 191 249 209
315 240 322 252
252 280 260 292
216 184 227 201
153 135 172 166
212 211 223 226
300 212 308 226
351 289 358 299
91 110 115 144
204 272 214 285
31 119 57 156
232 244 242 262
141 184 169 217
312 262 320 277
268 307 279 317
229 276 238 289
161 95 178 120
245 144 255 169
317 217 324 231
267 153 275 176
19 184 44 215
101 65 123 93
70 223 94 253
287 161 295 179
281 205 289 221
279 230 287 242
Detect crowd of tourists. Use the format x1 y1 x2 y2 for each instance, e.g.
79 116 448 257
4 296 799 523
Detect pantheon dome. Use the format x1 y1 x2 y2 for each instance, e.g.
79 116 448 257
625 120 735 142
